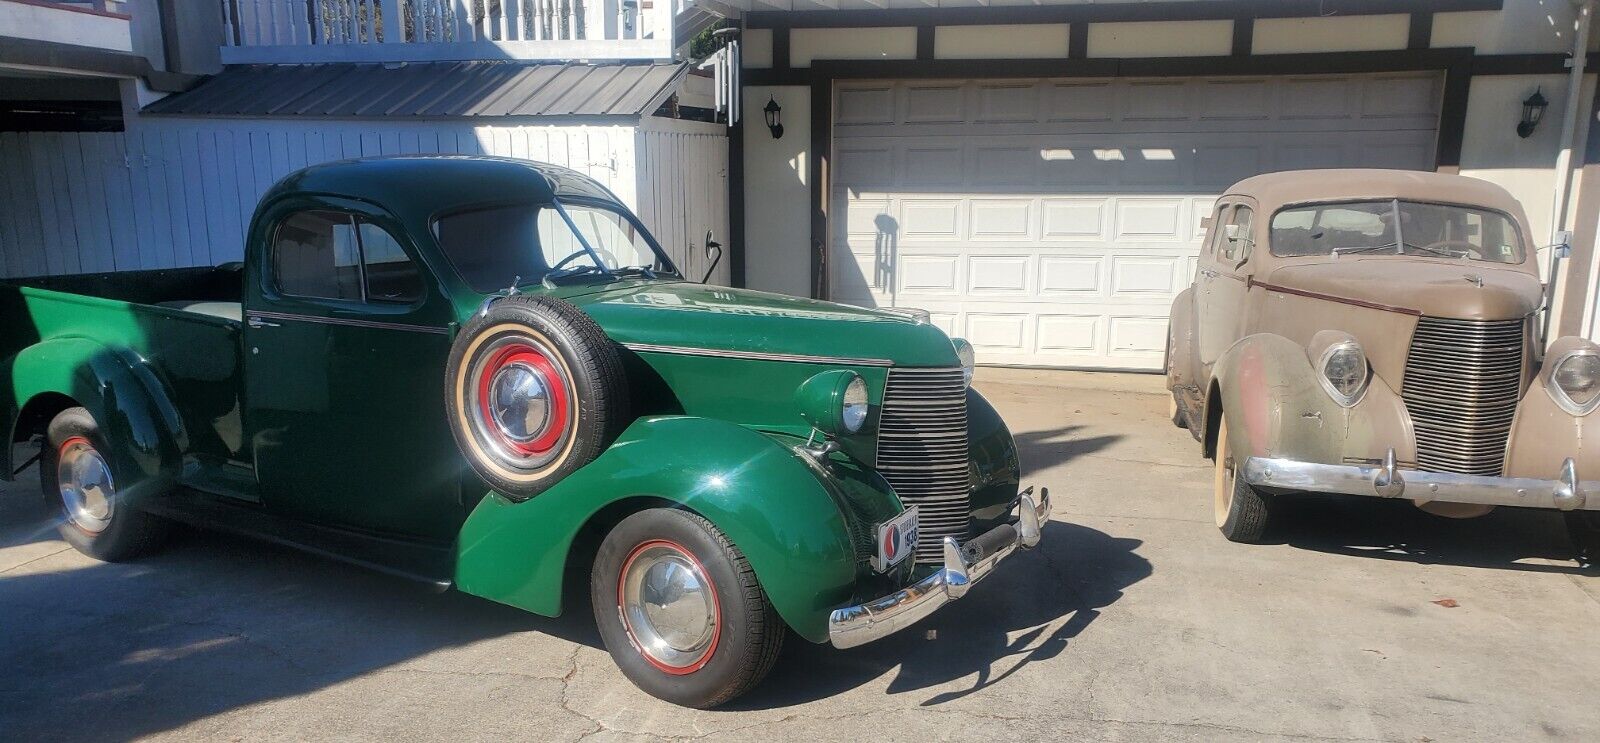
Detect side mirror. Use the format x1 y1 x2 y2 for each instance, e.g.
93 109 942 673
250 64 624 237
701 230 724 284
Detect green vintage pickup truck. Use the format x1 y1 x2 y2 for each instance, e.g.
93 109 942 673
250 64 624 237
0 156 1049 707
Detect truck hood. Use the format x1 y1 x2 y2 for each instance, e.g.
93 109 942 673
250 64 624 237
1261 259 1541 320
551 280 961 368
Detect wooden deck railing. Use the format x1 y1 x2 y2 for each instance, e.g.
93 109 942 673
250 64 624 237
220 0 678 63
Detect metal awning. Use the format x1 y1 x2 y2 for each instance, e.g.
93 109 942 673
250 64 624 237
142 61 688 119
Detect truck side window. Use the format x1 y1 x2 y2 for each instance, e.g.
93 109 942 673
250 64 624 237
1207 205 1233 259
272 211 423 303
358 222 424 303
273 210 364 301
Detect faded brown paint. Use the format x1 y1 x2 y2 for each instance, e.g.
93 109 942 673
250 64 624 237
1169 168 1599 517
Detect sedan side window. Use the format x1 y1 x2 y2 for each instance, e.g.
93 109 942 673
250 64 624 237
272 210 424 303
1228 206 1255 263
1207 204 1234 259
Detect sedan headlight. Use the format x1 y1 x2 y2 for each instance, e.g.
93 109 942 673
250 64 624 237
1318 341 1369 407
1549 350 1600 415
796 370 870 435
951 337 975 388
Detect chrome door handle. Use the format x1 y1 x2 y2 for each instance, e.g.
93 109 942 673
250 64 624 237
247 316 281 329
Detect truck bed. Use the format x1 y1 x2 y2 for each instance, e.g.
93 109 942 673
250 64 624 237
1 265 248 473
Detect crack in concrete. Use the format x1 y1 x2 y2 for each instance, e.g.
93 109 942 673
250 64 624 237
0 545 71 575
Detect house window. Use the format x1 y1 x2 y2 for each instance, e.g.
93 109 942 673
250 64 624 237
272 210 423 303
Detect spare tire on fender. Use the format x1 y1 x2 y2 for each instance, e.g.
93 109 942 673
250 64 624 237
446 295 630 500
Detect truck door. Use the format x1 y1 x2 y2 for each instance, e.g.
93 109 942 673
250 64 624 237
243 198 463 541
1196 202 1255 378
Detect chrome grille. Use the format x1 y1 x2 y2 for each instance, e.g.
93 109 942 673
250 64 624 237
877 367 969 562
1401 316 1525 476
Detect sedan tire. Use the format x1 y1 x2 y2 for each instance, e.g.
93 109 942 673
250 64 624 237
1213 416 1272 543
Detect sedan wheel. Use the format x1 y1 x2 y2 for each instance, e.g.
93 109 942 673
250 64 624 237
1212 416 1273 543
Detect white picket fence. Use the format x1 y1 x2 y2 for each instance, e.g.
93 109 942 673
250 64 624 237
0 120 728 283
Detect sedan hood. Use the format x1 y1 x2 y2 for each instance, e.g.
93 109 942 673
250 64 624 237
1262 258 1542 320
552 280 961 368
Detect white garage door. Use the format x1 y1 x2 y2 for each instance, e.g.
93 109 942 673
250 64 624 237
830 73 1442 369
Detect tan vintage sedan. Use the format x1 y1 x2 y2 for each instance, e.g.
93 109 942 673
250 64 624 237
1166 169 1600 560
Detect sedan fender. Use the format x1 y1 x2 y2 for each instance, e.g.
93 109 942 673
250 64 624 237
2 337 185 497
1211 333 1413 468
455 415 866 643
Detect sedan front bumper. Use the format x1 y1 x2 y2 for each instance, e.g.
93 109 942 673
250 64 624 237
827 486 1050 650
1242 449 1598 511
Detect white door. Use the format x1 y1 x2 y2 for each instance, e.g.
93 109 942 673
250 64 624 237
829 73 1441 369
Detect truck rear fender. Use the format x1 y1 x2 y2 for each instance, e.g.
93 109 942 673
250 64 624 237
455 415 864 643
3 337 185 495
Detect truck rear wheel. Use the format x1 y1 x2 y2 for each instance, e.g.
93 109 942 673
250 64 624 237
1213 416 1272 543
1566 512 1600 566
591 508 783 708
41 407 168 561
445 295 629 500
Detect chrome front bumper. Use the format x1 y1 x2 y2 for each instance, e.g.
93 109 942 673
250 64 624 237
827 486 1050 650
1242 449 1599 511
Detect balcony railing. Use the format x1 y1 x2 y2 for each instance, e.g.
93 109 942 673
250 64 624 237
219 0 678 64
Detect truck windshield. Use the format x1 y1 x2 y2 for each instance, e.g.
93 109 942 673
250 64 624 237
1269 200 1524 264
432 200 677 292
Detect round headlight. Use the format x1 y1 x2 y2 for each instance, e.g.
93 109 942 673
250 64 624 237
841 375 868 433
795 370 870 436
1318 341 1369 406
1550 351 1600 414
951 337 975 388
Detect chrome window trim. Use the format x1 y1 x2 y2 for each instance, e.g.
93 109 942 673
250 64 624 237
1546 349 1600 416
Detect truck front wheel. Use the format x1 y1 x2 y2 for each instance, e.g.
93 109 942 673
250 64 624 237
591 508 784 708
41 407 168 561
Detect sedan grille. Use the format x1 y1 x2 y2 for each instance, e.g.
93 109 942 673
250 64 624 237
877 367 969 563
1401 316 1525 476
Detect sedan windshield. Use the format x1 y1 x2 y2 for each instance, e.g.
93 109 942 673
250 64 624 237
1269 200 1524 264
432 201 676 292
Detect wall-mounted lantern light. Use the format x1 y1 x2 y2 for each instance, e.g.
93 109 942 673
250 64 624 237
764 96 784 139
1518 87 1549 138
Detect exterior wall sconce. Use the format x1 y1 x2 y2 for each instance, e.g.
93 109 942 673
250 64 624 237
764 97 784 139
1519 87 1549 138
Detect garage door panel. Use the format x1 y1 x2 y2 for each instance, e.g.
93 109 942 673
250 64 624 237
832 73 1441 369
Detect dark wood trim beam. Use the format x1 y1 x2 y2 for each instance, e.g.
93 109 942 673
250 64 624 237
1068 23 1088 60
1231 18 1253 57
809 76 832 300
1585 76 1600 166
728 110 746 287
1436 59 1472 168
802 48 1474 81
1471 52 1600 75
746 1 1502 29
771 26 791 70
1408 13 1433 50
916 26 934 60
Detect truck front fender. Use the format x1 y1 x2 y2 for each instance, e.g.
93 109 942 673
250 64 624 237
2 337 185 496
1211 333 1412 468
455 415 867 643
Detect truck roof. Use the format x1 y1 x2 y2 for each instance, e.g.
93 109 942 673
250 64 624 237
260 155 624 219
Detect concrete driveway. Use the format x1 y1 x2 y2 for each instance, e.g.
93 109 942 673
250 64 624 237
2 370 1597 742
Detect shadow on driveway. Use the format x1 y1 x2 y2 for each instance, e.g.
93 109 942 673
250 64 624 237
1271 494 1596 576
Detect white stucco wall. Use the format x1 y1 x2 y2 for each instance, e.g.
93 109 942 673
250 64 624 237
742 86 813 297
1252 14 1410 54
1431 5 1589 55
742 28 774 68
791 27 917 67
1087 20 1233 58
0 1 133 54
934 24 1070 60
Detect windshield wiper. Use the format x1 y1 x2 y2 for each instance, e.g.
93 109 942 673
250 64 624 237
543 264 615 285
1333 242 1404 256
611 265 658 279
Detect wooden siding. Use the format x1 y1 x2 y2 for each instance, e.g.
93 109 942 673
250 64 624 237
635 123 731 286
0 121 728 284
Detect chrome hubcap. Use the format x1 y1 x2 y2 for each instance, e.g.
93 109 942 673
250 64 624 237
489 362 551 443
58 439 114 534
620 543 718 671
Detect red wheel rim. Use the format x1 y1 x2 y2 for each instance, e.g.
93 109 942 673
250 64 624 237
475 341 570 457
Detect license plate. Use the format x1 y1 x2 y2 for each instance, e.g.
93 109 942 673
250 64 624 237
873 506 919 573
